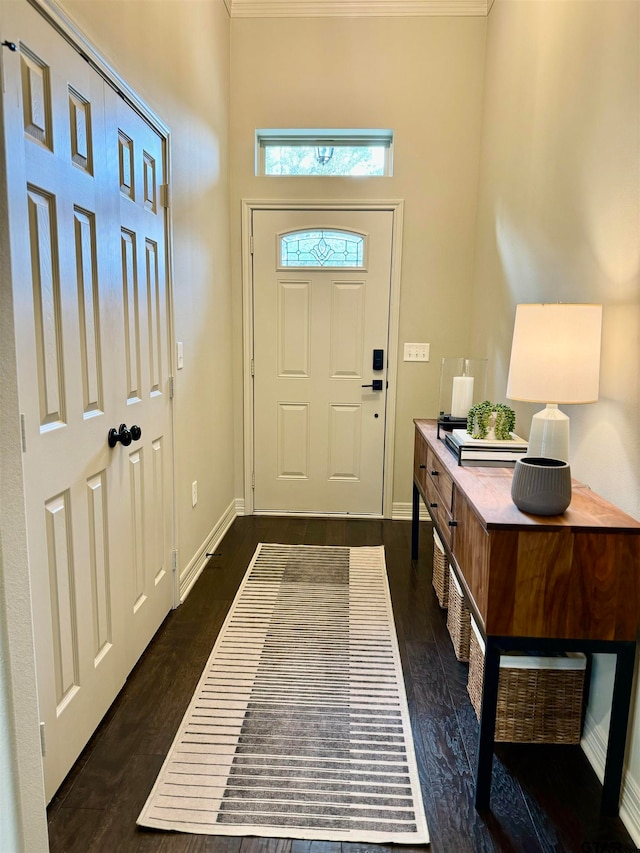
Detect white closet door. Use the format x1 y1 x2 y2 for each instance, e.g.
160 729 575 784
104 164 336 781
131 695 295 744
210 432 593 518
2 2 173 800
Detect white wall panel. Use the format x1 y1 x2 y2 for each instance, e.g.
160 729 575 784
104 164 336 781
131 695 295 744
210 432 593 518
129 449 146 612
330 281 365 379
74 208 103 416
86 472 111 663
118 132 134 199
68 88 92 172
143 151 157 213
328 404 361 480
146 239 161 395
28 187 65 429
44 492 79 709
277 403 309 478
277 281 310 377
20 48 51 148
121 229 141 402
151 438 166 586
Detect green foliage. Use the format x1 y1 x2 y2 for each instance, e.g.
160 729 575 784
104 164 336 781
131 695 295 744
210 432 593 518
467 401 516 440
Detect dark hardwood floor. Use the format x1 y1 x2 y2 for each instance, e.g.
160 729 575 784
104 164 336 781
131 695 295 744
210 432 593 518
47 516 636 852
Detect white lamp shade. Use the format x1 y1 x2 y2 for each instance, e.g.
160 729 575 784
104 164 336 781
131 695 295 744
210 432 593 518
506 304 602 403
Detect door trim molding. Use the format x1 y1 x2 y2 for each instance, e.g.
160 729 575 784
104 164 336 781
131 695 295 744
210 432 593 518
241 199 404 518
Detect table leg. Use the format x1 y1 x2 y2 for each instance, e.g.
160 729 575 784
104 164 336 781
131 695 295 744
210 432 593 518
411 482 420 560
601 642 636 816
475 639 501 810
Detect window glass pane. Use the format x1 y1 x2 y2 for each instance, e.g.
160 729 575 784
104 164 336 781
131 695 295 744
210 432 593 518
265 144 387 177
280 230 365 268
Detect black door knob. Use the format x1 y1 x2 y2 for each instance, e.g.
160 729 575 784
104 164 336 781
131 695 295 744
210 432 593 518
130 424 142 441
108 423 133 448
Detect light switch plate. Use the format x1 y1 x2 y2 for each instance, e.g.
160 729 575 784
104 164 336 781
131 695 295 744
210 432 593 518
404 343 430 362
177 341 184 370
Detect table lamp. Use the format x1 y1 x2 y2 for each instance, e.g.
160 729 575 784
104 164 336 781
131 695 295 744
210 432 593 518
506 303 602 462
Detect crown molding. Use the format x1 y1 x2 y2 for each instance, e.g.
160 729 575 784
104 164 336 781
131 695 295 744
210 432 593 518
227 0 491 18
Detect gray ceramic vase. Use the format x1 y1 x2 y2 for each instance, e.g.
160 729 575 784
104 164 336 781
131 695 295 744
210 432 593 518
511 457 572 516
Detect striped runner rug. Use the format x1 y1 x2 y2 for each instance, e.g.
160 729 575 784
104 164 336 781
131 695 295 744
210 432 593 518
137 543 429 844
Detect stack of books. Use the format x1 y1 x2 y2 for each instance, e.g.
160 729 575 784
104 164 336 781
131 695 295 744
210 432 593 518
445 429 528 467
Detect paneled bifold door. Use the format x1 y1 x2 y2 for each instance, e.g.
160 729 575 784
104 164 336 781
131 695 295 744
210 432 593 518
252 209 394 515
2 4 174 800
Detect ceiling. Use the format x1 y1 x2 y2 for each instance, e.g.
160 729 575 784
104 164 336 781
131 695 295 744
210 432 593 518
224 0 494 17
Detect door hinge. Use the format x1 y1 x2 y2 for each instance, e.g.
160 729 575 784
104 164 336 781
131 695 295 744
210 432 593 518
251 472 255 489
160 183 170 208
20 413 26 452
172 549 178 573
39 722 46 757
169 375 175 399
250 358 255 377
249 235 254 254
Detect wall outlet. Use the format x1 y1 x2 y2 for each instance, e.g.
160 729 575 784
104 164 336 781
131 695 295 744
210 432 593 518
404 343 430 362
191 480 197 507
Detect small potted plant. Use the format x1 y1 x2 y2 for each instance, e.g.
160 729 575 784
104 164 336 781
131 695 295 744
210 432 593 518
467 401 516 441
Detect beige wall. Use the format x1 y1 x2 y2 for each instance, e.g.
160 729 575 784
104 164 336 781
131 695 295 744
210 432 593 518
470 0 640 840
60 0 235 575
229 15 487 509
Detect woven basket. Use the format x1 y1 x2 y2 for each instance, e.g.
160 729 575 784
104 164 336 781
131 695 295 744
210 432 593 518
467 618 586 744
432 530 449 609
446 568 471 662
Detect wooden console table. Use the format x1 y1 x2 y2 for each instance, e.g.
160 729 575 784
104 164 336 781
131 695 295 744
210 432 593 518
412 419 640 815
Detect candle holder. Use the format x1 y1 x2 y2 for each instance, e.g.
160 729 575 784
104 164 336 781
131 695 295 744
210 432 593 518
437 357 488 438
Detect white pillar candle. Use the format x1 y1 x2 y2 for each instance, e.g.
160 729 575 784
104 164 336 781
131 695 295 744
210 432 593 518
451 375 474 417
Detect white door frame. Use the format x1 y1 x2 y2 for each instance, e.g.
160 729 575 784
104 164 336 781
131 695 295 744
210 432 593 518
242 199 404 518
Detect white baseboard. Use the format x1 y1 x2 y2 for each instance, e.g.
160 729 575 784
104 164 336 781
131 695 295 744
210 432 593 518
391 501 431 521
179 500 237 602
235 497 245 516
581 711 640 846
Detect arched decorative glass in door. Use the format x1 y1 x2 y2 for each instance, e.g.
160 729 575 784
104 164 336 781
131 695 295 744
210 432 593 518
279 229 366 269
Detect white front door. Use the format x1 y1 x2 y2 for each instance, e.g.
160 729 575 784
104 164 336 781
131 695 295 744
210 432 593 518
2 3 174 800
252 209 394 515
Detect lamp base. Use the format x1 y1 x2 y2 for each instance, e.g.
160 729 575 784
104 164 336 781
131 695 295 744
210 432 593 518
527 404 569 462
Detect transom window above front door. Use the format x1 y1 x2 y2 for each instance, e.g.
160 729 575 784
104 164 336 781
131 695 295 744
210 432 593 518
279 229 366 269
256 129 394 176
